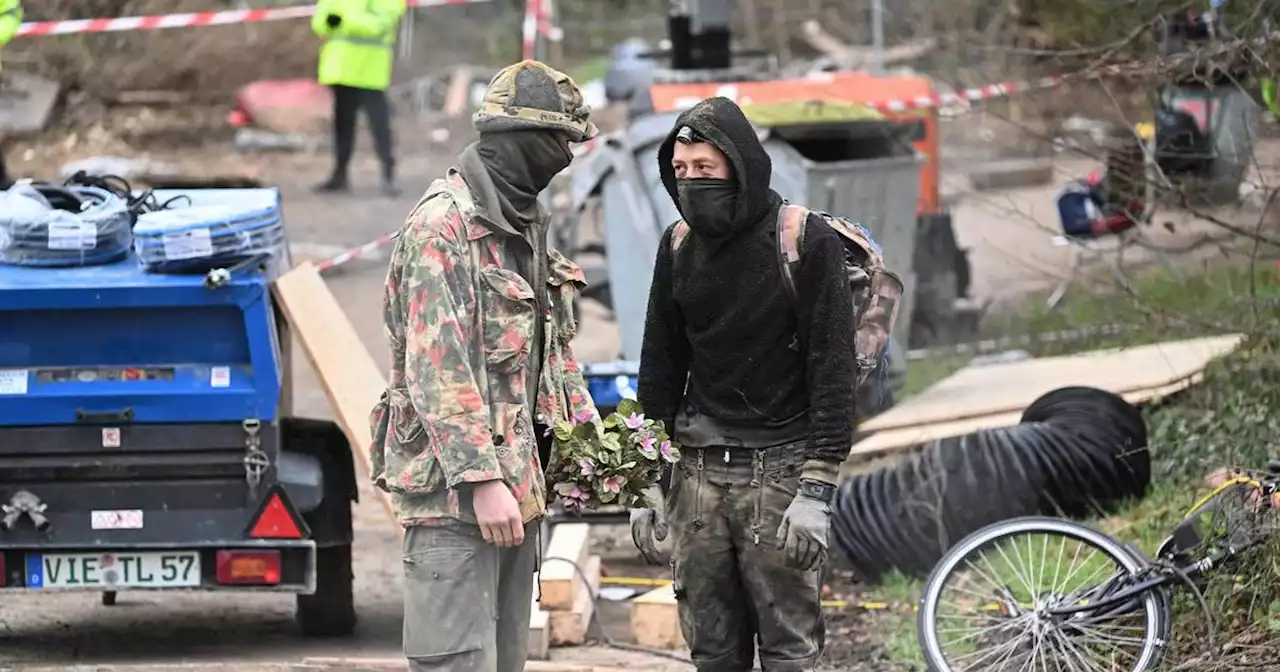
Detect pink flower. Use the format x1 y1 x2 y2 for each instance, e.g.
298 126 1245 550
624 413 646 430
563 498 584 513
637 433 658 459
659 440 674 460
578 458 596 476
602 475 625 494
555 481 588 500
573 410 595 425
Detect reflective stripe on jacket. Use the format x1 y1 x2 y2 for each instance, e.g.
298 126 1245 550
311 0 404 91
0 1 23 71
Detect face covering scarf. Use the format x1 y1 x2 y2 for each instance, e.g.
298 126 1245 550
476 130 575 230
677 178 738 240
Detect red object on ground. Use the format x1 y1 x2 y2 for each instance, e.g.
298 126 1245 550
233 79 333 135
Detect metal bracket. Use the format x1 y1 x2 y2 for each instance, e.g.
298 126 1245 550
242 418 270 491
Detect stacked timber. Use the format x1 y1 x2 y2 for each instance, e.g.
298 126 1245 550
531 523 602 658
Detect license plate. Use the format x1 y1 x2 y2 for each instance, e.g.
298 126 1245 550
25 551 201 589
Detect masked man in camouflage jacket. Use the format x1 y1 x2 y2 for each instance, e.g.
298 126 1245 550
370 60 600 672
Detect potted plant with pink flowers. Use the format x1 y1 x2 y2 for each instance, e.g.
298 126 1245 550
548 399 681 513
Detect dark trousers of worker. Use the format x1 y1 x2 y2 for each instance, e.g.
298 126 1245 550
669 443 827 671
330 84 395 182
403 521 537 672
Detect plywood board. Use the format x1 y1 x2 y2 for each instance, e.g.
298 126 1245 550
630 583 687 651
272 263 400 537
539 522 592 610
849 373 1205 458
548 555 601 646
861 334 1243 434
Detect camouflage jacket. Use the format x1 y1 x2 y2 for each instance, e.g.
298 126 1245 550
370 167 598 527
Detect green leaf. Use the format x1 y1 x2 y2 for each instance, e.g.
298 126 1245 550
616 398 643 417
571 421 596 441
553 420 574 442
602 414 619 429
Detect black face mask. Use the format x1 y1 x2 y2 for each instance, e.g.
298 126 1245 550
677 178 737 239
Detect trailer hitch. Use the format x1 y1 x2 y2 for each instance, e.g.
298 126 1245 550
3 491 51 532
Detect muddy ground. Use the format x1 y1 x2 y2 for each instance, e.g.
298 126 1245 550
0 98 1276 670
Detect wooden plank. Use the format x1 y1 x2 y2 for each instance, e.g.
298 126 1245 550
271 263 399 537
302 659 626 672
630 583 686 651
538 523 592 611
860 334 1243 435
848 373 1204 458
442 66 474 117
549 555 601 646
529 586 551 660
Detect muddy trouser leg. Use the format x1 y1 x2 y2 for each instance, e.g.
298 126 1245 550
330 84 359 181
360 87 396 182
403 522 530 671
670 448 756 671
732 444 826 672
494 522 538 672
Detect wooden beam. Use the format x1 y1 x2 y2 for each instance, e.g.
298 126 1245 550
529 586 551 660
538 523 592 610
548 555 600 646
301 658 629 672
442 66 474 118
630 583 686 651
271 262 400 538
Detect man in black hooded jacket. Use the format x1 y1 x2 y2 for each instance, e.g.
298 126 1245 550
630 96 858 670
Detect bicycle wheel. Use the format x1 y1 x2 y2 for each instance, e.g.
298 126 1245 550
918 516 1171 672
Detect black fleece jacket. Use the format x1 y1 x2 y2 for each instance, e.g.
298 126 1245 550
637 97 858 478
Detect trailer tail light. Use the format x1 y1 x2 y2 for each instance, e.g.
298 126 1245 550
215 550 281 586
244 484 309 540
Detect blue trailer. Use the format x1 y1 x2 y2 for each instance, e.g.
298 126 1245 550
0 188 357 637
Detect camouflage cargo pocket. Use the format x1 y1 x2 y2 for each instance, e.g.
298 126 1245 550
547 248 587 340
478 267 536 374
388 388 425 446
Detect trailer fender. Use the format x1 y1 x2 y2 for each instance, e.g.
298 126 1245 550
280 417 358 546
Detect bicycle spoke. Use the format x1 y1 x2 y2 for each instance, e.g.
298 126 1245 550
927 529 1158 671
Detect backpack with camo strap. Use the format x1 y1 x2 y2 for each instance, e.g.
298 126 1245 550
671 202 904 388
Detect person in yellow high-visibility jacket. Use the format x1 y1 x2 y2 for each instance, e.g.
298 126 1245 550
312 0 405 197
0 0 22 188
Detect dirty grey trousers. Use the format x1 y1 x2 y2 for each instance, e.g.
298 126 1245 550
669 443 827 671
402 521 538 671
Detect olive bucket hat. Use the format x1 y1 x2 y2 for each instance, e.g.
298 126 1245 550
473 59 599 143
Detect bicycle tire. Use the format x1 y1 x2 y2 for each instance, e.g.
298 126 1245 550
917 516 1170 672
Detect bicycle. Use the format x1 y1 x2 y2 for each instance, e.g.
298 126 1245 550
915 460 1280 671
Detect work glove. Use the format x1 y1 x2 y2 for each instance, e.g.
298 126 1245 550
326 13 342 28
776 490 831 571
630 484 668 565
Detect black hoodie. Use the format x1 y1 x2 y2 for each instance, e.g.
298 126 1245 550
637 97 858 477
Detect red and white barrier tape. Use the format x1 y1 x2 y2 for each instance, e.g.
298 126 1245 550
15 0 489 38
522 0 561 61
570 61 1163 161
314 233 398 274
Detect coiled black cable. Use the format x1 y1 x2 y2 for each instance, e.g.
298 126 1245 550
832 386 1151 583
0 182 134 268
